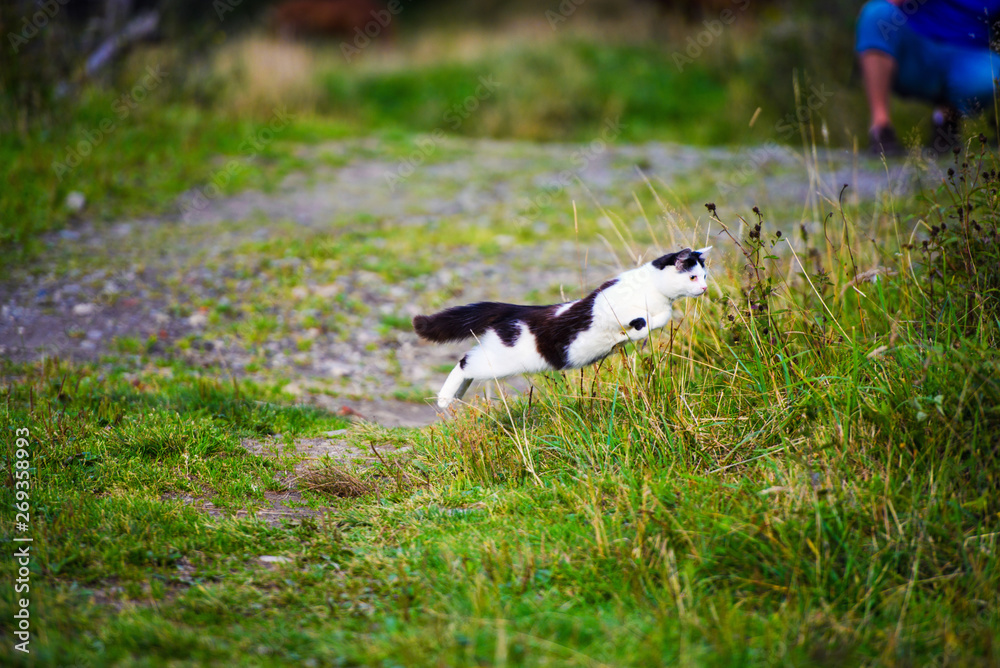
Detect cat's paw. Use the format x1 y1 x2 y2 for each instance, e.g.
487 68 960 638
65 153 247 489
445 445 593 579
629 317 646 331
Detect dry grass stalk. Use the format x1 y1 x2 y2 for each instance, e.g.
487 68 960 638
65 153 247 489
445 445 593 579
300 463 371 498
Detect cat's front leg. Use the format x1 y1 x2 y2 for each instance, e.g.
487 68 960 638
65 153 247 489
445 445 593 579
645 309 673 333
620 310 671 341
623 316 652 341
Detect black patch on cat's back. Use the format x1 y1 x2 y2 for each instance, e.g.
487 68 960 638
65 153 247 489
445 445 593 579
493 319 522 347
458 302 553 348
629 317 646 331
522 278 618 369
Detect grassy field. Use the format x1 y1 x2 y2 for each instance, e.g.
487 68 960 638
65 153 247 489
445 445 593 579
3 9 1000 666
3 136 999 665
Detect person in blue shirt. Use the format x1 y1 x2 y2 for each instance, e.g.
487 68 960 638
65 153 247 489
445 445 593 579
856 0 1000 155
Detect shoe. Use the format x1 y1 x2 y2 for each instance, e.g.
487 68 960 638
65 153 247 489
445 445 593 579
868 125 903 157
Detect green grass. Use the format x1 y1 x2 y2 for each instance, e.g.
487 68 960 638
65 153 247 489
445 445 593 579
320 38 738 143
3 142 999 666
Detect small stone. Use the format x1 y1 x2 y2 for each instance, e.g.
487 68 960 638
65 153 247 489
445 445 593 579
188 313 208 328
73 303 97 316
65 191 86 213
191 338 215 351
86 329 103 340
325 361 352 377
258 556 293 565
314 284 338 299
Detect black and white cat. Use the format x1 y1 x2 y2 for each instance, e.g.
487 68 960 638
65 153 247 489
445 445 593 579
413 247 711 408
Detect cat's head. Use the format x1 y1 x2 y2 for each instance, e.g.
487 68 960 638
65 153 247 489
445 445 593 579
650 247 711 298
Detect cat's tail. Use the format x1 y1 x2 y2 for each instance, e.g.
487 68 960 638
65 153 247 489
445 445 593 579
413 302 530 343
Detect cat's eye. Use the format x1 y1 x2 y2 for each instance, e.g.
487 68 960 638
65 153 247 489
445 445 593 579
690 276 697 281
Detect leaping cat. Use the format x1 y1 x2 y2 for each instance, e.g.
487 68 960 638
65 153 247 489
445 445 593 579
413 247 711 408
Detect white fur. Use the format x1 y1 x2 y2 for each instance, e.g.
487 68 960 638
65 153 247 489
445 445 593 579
462 325 553 378
553 302 574 317
435 247 711 408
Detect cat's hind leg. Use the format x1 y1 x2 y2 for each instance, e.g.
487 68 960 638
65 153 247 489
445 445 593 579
437 360 473 409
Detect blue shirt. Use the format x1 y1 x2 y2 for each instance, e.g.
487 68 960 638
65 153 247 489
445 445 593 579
907 0 1000 49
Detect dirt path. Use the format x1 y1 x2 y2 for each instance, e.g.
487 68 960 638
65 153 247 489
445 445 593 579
1 137 935 425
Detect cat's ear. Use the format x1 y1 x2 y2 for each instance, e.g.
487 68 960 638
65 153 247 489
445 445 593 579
652 251 677 269
695 246 712 255
652 248 692 270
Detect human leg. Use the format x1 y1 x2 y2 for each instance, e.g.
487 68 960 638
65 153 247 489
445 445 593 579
856 0 908 152
859 50 902 154
859 50 896 131
855 0 949 154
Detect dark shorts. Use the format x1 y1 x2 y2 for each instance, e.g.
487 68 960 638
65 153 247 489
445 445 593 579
856 0 1000 114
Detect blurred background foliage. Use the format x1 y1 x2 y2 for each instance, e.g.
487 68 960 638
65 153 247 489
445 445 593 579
1 0 928 141
1 0 937 251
